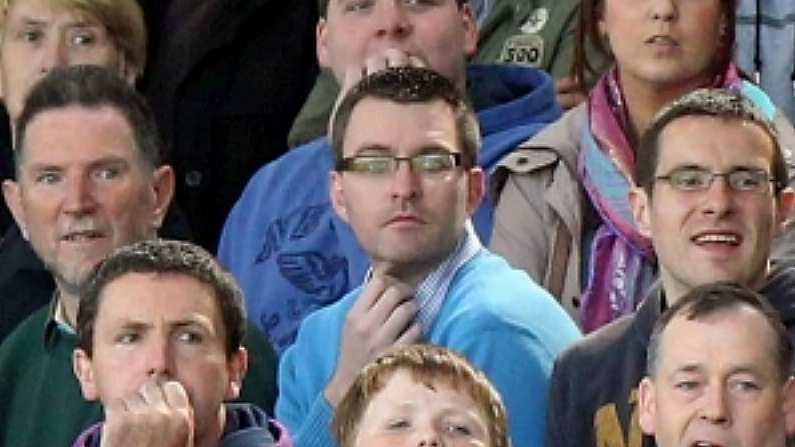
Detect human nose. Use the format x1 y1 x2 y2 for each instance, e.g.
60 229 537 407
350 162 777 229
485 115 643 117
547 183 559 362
699 383 730 425
649 0 676 21
391 158 421 201
38 35 68 74
415 425 443 447
143 338 172 377
375 1 413 39
699 175 734 217
62 173 97 215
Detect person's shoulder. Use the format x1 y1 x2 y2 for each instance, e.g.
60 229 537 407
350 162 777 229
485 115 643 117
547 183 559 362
0 305 50 350
494 103 586 175
448 250 579 333
555 313 637 370
246 138 332 189
229 138 334 218
453 249 556 302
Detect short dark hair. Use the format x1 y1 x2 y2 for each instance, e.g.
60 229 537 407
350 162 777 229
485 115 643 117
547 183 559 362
14 65 163 174
319 0 467 17
646 281 793 383
330 66 480 169
333 344 508 447
636 88 786 194
77 239 247 358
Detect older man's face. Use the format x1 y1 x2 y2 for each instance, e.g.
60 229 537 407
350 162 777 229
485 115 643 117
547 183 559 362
638 306 795 447
0 0 126 123
3 105 172 296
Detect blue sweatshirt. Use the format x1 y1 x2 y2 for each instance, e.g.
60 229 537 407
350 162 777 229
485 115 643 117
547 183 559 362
276 249 580 447
218 64 562 354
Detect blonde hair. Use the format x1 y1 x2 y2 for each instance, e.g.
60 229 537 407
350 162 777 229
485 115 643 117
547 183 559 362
333 344 508 447
2 0 147 77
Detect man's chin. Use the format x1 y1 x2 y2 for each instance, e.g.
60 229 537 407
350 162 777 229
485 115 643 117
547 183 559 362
51 264 98 297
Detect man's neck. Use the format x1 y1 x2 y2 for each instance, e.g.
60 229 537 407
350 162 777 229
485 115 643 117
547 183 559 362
661 270 771 309
372 261 437 289
55 287 80 329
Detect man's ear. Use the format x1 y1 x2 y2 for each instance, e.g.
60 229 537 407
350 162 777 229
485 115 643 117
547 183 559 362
2 178 27 239
118 53 140 86
329 170 350 223
149 165 175 231
637 377 657 436
459 3 478 57
466 167 485 215
316 18 331 69
73 349 100 401
775 187 795 238
629 187 653 239
225 347 248 401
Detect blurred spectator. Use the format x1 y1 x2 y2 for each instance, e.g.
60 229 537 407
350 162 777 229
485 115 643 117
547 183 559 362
735 0 795 124
140 0 318 250
287 0 598 148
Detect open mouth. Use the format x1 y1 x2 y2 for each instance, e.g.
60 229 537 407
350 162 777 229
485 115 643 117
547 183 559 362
62 230 104 242
691 233 740 246
646 35 679 46
691 442 723 447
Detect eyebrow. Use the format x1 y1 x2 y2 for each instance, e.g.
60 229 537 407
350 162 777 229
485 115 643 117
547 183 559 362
671 363 765 377
113 318 213 333
25 155 130 171
672 364 704 375
352 144 393 156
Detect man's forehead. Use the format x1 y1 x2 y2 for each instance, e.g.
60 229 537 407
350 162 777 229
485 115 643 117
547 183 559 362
656 115 774 167
20 105 140 163
344 98 459 155
98 272 218 321
659 308 776 367
25 104 132 138
6 0 94 20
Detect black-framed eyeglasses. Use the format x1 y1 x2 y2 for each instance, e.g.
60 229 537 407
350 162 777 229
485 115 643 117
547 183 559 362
337 152 463 176
654 166 777 193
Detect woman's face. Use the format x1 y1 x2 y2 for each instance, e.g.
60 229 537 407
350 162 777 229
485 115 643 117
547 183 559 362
599 0 725 91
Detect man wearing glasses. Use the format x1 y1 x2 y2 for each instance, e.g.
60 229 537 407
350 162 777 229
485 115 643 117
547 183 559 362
218 0 563 356
546 88 795 447
276 66 580 447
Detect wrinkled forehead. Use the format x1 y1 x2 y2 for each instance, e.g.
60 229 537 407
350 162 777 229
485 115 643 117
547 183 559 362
18 104 143 166
658 307 779 373
3 0 106 24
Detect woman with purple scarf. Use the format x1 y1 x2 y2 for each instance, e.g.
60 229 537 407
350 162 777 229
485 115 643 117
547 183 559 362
489 0 795 332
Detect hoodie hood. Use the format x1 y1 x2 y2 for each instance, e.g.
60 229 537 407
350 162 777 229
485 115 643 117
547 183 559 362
467 63 562 169
70 403 290 447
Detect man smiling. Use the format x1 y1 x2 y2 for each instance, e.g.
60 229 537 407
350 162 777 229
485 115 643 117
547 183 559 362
546 88 795 447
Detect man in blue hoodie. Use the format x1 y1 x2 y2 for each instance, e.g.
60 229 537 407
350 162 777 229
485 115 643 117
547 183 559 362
71 239 290 447
218 0 563 354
